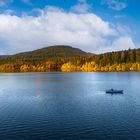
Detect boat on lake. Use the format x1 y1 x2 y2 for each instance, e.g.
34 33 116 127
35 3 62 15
106 89 123 94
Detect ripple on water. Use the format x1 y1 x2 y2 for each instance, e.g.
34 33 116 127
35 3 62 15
0 72 140 140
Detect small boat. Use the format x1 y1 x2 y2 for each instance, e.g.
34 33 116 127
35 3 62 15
106 89 123 94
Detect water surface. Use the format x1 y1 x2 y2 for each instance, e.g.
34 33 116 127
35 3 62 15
0 72 140 140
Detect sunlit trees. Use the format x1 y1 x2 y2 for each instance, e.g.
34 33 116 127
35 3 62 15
130 63 138 71
20 64 31 72
0 64 15 72
82 61 96 72
61 62 81 72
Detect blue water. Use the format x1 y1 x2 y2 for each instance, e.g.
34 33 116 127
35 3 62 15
0 72 140 140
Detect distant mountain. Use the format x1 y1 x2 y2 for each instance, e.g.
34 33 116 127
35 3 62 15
13 45 89 59
0 45 89 65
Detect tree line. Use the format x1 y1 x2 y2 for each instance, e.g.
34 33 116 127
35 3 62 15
0 47 140 72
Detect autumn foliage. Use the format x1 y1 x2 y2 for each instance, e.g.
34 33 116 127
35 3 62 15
0 46 140 72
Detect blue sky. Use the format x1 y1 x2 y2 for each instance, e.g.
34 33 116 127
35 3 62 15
0 0 139 54
1 0 140 20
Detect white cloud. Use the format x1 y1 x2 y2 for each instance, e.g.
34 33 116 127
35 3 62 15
111 36 135 50
100 36 136 52
21 0 32 5
71 0 91 13
0 0 5 7
0 0 13 7
4 9 15 15
0 6 138 55
101 0 127 11
21 0 30 3
114 14 126 18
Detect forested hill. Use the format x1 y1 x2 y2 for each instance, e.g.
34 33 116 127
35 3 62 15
0 45 140 72
14 45 88 59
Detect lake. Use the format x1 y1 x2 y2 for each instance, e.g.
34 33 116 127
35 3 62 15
0 72 140 140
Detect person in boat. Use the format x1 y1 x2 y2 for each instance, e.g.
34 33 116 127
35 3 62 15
106 88 123 94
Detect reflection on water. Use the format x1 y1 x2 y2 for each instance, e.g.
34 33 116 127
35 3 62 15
0 72 140 140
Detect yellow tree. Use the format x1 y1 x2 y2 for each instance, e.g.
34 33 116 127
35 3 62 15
20 64 31 72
